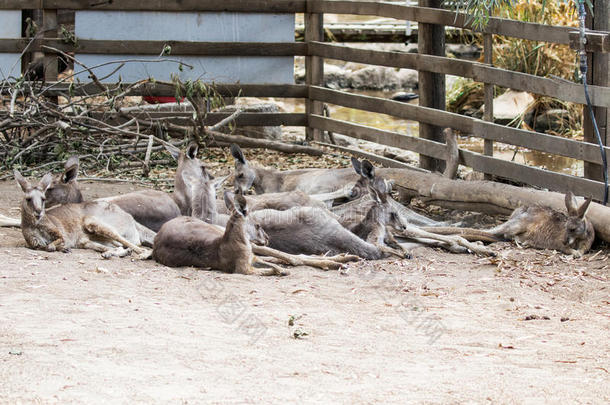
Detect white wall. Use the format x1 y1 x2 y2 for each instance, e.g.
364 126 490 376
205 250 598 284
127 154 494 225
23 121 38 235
75 11 295 84
0 10 23 80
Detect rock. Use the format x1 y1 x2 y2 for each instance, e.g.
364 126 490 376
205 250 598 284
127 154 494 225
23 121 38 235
324 64 351 89
533 109 570 133
348 66 418 90
446 44 481 59
391 92 419 102
218 103 282 140
481 90 535 125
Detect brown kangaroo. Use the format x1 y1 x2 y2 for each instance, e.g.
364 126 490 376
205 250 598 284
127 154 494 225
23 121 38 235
230 143 359 194
2 156 83 228
15 170 154 259
153 191 285 276
488 192 595 257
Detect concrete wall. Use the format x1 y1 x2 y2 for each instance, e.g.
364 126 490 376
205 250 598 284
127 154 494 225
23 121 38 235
75 11 295 84
0 10 23 80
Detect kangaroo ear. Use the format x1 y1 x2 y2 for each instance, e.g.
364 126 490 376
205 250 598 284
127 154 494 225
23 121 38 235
14 170 30 192
164 142 181 160
186 142 199 160
230 143 246 165
351 157 362 175
565 191 578 215
234 193 248 217
62 156 79 183
39 172 54 193
223 190 236 212
577 196 592 219
361 160 375 180
385 179 394 193
200 165 212 180
213 174 229 190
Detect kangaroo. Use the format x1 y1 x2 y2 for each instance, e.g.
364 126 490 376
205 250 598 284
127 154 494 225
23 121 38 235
486 192 595 257
248 177 411 260
332 158 446 228
45 156 84 208
15 170 154 259
153 191 284 276
1 156 83 228
230 143 360 194
348 177 410 258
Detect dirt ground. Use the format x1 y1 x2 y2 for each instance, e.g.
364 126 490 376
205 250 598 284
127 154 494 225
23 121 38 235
0 179 608 404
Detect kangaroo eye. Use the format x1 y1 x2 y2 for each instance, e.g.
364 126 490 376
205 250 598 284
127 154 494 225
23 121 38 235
237 174 244 179
25 197 32 202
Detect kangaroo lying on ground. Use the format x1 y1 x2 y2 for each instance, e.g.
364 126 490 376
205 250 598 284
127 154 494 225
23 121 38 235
153 191 286 276
489 192 595 257
1 156 83 228
15 170 154 259
231 143 360 195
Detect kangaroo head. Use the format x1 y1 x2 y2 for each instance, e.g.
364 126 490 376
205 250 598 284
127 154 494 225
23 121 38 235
368 178 406 232
564 192 594 247
230 144 256 193
176 141 201 176
46 156 83 207
15 170 53 223
246 219 269 246
349 158 376 200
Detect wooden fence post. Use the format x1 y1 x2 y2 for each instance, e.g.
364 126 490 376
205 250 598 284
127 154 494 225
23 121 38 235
305 1 324 142
483 33 494 180
584 0 609 183
417 0 445 172
42 8 57 82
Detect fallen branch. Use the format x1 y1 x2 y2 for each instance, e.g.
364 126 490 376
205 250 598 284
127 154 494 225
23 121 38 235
204 128 324 156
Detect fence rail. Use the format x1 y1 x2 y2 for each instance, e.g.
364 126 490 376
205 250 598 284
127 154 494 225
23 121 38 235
0 0 609 200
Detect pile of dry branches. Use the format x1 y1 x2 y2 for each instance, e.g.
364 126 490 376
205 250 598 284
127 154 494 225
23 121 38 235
0 52 319 180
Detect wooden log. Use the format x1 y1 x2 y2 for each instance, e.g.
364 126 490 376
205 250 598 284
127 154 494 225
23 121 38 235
203 128 324 156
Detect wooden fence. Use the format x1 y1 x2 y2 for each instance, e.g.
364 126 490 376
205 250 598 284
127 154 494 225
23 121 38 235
1 0 609 201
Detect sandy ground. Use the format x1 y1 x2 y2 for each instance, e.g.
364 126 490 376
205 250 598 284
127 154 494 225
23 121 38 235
0 179 609 404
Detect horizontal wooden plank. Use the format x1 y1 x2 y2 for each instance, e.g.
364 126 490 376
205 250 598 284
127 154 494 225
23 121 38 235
1 0 307 12
309 1 578 44
309 42 610 108
315 141 420 170
312 116 607 200
309 86 610 165
309 115 447 159
37 82 309 98
460 150 607 201
0 39 305 57
569 30 610 53
94 112 306 127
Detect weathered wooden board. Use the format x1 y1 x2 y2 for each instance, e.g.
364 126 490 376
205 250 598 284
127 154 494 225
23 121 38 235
309 86 610 165
34 82 309 98
309 42 610 108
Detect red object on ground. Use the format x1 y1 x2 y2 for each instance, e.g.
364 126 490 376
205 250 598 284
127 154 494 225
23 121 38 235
142 96 184 104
